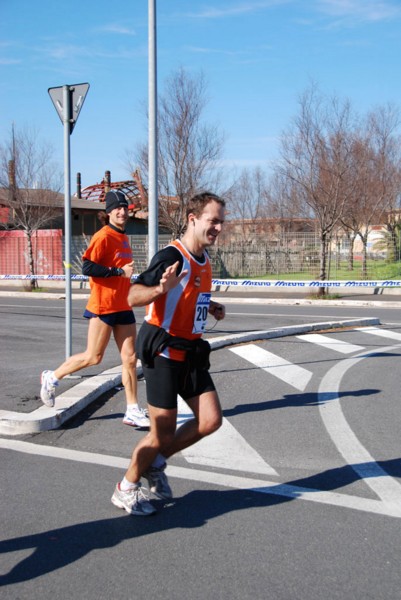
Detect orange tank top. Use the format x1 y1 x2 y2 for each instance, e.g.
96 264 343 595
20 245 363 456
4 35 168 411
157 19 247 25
145 239 212 360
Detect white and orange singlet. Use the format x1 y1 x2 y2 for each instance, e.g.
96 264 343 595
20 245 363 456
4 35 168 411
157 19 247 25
145 239 212 361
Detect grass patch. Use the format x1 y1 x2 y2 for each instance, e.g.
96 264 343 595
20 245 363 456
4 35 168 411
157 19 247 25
22 283 46 292
232 259 401 282
305 293 343 300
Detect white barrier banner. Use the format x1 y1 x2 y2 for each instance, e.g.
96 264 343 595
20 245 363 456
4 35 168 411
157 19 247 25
1 275 401 288
211 279 401 288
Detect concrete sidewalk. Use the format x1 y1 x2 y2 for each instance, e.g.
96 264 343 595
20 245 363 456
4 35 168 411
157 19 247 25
2 283 401 306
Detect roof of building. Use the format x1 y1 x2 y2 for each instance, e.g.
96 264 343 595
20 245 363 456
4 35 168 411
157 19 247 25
0 188 105 212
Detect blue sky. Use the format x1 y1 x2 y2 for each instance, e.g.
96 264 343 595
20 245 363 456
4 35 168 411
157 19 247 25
1 0 401 191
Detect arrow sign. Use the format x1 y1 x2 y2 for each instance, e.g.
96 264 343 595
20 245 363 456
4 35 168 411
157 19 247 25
48 83 89 133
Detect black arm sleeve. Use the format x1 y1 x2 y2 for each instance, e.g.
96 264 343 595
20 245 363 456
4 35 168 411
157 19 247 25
134 246 184 287
82 258 120 278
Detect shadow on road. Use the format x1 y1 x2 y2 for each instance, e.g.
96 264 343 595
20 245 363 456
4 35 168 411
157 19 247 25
223 388 380 415
2 455 401 586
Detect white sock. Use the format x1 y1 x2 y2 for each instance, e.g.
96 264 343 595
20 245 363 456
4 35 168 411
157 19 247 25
152 454 166 469
50 371 59 385
126 404 139 413
120 477 138 491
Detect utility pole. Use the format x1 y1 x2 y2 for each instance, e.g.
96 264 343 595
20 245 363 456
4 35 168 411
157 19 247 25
148 0 158 262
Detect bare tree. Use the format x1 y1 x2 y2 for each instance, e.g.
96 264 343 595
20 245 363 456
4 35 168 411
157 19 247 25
266 170 316 221
339 105 401 277
369 105 401 266
0 126 63 288
224 166 268 241
276 86 357 291
128 68 226 237
339 134 373 273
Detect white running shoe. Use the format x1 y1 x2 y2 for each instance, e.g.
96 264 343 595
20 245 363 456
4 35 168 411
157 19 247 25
123 406 150 429
111 483 156 516
143 463 173 500
40 370 58 407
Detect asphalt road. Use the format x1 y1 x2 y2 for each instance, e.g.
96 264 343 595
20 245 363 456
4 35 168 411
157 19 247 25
2 293 401 599
1 291 400 415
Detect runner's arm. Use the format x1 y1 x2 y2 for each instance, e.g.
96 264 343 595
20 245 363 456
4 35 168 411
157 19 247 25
128 261 188 306
127 247 185 307
82 258 122 278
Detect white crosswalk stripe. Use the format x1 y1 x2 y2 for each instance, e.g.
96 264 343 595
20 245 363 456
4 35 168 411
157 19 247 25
358 326 401 342
296 333 365 354
228 327 401 392
229 344 312 391
227 326 401 392
177 396 278 476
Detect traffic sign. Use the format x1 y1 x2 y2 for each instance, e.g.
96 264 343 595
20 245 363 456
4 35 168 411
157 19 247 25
48 83 89 133
48 82 90 358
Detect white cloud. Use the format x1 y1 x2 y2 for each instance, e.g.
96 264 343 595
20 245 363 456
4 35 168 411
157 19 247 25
317 0 401 23
184 45 248 57
0 58 21 65
185 0 290 19
95 24 136 36
35 42 144 63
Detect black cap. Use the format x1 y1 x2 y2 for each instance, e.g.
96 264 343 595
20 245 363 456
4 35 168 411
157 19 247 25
105 190 129 214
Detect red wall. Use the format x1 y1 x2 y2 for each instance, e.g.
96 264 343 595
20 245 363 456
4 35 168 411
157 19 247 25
0 230 63 275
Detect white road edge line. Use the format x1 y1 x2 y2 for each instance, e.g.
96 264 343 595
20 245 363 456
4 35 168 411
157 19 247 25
318 342 401 513
1 437 401 518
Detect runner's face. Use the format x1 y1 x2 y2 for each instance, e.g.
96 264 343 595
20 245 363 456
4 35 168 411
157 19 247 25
108 206 129 229
192 200 225 248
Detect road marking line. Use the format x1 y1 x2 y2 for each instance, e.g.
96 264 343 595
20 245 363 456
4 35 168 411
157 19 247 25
1 437 401 518
230 344 312 391
318 343 401 510
297 333 364 354
177 397 278 476
358 326 401 342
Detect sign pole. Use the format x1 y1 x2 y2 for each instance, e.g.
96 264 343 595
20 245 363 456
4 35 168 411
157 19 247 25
63 85 72 359
49 82 89 360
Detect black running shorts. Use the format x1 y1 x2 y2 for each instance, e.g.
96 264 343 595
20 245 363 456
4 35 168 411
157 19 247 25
83 309 136 326
143 355 216 409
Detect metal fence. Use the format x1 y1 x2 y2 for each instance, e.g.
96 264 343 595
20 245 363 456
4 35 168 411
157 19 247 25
69 232 398 280
70 234 173 275
207 232 401 279
3 230 398 281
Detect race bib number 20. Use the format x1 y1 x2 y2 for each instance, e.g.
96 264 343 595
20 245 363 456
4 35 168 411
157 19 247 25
192 292 211 333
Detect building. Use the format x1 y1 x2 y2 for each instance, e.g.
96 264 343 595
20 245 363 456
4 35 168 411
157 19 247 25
0 170 153 278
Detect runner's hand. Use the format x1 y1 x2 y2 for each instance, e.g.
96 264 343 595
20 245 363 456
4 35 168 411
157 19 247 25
121 261 135 278
157 261 188 294
209 302 225 321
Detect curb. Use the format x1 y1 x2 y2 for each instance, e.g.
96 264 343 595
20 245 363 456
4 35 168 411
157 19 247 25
1 290 401 308
0 317 380 436
0 291 90 300
220 297 401 308
0 367 122 436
